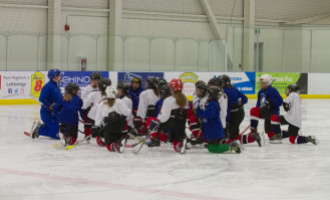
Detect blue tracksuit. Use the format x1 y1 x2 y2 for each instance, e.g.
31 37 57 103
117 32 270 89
129 87 144 111
154 99 164 117
198 100 226 140
53 95 83 126
223 87 248 121
256 86 283 115
38 80 62 139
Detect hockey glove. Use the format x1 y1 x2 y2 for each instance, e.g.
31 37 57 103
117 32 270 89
149 119 161 131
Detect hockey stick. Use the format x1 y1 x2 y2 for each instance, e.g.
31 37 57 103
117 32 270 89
53 135 91 150
127 131 151 155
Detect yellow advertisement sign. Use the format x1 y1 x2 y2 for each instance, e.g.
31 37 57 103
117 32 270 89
179 72 199 101
31 72 44 99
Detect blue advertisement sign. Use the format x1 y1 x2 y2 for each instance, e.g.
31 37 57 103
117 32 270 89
117 72 164 88
59 71 109 92
230 72 256 95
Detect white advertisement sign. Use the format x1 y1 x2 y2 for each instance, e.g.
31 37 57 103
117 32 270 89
0 71 33 99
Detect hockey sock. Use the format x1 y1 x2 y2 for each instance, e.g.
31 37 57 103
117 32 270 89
96 136 105 146
250 107 260 129
271 115 281 135
173 140 182 152
106 143 117 152
267 131 275 139
282 131 289 139
207 144 230 153
289 135 307 144
84 127 91 137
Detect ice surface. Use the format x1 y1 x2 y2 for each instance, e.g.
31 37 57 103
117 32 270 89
0 99 329 200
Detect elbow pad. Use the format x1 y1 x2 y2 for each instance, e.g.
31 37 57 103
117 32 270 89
283 102 290 112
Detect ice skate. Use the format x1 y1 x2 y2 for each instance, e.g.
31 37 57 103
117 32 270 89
179 138 187 154
147 138 160 147
116 139 125 153
269 133 282 144
30 121 41 140
306 135 319 145
229 140 241 154
250 131 262 147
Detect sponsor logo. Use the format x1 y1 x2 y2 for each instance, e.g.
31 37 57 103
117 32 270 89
14 89 19 94
20 88 24 94
8 88 12 94
60 72 90 85
31 72 45 99
179 72 199 84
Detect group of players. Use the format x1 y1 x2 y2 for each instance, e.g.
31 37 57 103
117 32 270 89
28 69 318 154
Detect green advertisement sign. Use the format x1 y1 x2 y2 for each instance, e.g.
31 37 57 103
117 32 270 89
256 73 307 94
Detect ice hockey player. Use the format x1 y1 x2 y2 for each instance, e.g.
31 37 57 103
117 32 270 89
53 83 83 145
270 84 318 145
207 77 228 130
134 76 160 135
30 69 62 140
197 86 241 154
128 76 144 115
189 80 208 144
81 72 102 99
94 86 131 153
248 74 283 145
82 78 111 140
116 81 134 135
148 79 188 154
218 74 248 140
81 72 103 139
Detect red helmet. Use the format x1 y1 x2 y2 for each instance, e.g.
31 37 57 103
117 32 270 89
169 79 183 92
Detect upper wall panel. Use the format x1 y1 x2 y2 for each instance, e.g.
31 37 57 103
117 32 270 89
62 0 109 9
0 0 47 6
208 0 243 18
123 0 204 15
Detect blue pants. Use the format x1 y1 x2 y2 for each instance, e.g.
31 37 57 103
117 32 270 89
39 110 60 139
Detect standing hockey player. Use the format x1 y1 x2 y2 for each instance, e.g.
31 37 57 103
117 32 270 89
94 86 131 153
248 74 283 145
82 78 111 139
270 84 318 145
53 83 83 145
134 76 160 134
218 75 248 140
197 86 241 154
30 69 62 140
129 76 144 115
148 79 188 154
81 72 102 99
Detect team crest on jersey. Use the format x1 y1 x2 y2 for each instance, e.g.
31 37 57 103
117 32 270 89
179 72 199 84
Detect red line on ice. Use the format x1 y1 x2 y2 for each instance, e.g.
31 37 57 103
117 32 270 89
0 167 233 200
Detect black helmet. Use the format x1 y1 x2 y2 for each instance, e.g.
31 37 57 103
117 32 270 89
146 76 159 89
98 78 112 92
158 77 167 88
217 75 231 87
196 82 207 98
65 83 80 94
195 80 206 88
117 81 130 96
90 72 102 80
159 84 171 99
287 84 299 94
207 77 223 89
208 86 220 101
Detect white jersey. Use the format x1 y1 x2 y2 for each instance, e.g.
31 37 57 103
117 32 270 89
193 94 208 110
158 96 188 123
121 96 134 127
81 85 97 99
94 99 131 127
284 92 302 128
219 93 228 128
82 91 103 120
136 89 159 120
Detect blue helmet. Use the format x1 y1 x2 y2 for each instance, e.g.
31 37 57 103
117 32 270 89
47 69 61 80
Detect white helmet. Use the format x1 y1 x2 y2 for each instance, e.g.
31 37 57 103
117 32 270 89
259 74 274 86
105 86 116 99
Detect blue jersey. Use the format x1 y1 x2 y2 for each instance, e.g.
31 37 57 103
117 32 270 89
223 87 248 121
129 87 144 110
154 99 164 117
198 100 226 140
39 80 62 112
53 95 83 126
256 86 283 115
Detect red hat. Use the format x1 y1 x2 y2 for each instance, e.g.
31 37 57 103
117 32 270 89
169 79 183 92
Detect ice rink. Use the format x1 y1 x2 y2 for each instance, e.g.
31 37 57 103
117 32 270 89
0 99 329 200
